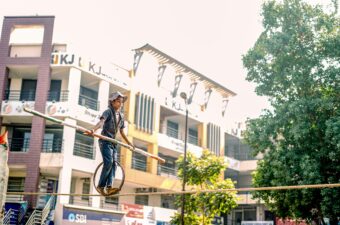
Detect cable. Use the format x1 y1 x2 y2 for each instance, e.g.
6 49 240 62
6 183 340 197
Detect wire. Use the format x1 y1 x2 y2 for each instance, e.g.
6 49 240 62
6 183 340 197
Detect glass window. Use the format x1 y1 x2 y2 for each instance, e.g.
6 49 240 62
167 120 178 138
20 79 37 101
135 195 148 206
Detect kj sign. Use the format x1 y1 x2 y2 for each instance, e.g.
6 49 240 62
51 52 129 88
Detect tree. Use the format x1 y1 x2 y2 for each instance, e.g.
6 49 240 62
170 150 238 225
242 0 340 224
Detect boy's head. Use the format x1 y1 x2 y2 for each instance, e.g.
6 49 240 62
109 91 127 110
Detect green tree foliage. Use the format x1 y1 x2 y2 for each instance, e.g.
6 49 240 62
242 0 340 224
170 150 238 225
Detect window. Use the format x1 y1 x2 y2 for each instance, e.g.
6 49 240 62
74 132 95 159
135 195 148 206
48 80 62 101
132 148 147 172
81 178 90 201
188 128 198 145
20 79 37 101
7 177 25 192
134 93 155 133
161 195 176 209
167 120 178 139
105 196 119 205
79 86 98 110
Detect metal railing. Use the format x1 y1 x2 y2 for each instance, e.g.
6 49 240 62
73 141 95 159
40 196 55 225
78 94 99 111
158 165 177 177
4 90 36 101
42 138 63 153
166 126 178 139
25 209 42 225
8 138 63 153
3 208 16 225
8 138 30 152
188 134 198 145
132 157 147 172
4 90 69 102
69 196 92 207
47 91 68 102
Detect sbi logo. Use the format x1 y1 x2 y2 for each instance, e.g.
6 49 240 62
68 213 87 223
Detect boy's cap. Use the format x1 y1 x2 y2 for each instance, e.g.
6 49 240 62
109 91 128 102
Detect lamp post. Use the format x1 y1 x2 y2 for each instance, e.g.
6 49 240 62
180 92 188 225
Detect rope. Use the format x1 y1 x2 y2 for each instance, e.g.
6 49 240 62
6 183 340 197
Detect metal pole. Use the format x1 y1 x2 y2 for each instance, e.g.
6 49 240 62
181 108 188 225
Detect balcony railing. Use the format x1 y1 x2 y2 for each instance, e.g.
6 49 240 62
166 126 178 139
4 90 68 102
4 90 35 101
78 94 99 111
158 165 177 177
47 91 69 102
42 138 63 153
188 134 198 145
8 138 30 152
73 141 95 159
132 157 147 172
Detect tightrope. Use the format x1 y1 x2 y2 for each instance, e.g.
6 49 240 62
6 183 340 197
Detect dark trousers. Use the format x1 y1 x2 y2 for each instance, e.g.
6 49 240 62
98 140 117 188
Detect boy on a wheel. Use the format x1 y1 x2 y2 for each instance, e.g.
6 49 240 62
86 91 134 195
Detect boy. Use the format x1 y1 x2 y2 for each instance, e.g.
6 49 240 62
87 91 133 195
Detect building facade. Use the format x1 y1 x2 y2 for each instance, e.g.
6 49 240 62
0 16 268 225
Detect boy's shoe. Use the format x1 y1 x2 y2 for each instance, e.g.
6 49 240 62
107 187 120 195
97 186 106 195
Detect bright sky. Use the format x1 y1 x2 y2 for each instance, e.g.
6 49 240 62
1 0 272 129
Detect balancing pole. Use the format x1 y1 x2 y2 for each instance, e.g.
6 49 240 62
23 107 165 164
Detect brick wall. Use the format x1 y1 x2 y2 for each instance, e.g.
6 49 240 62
0 16 55 207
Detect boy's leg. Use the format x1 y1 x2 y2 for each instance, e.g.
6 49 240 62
107 146 119 195
98 141 113 188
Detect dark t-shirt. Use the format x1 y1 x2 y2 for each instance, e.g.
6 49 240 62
100 107 125 139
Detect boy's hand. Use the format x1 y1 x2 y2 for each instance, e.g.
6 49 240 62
84 129 94 136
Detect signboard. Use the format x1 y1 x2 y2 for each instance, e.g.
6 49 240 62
51 53 129 88
62 206 124 225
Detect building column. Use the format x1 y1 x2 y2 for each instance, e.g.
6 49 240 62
98 80 109 112
147 143 158 175
124 90 135 129
55 118 76 223
67 68 81 110
198 123 207 148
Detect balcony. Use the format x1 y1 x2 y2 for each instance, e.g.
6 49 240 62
73 141 95 160
131 156 147 172
8 138 30 152
157 165 177 177
42 138 63 153
158 133 203 156
188 134 198 145
4 90 35 101
78 94 99 111
4 90 68 102
47 91 69 102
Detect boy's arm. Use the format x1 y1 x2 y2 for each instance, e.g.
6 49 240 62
120 129 134 148
85 119 105 135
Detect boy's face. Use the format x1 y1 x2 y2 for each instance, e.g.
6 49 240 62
111 97 124 110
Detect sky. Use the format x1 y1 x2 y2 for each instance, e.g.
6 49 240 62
1 0 272 129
